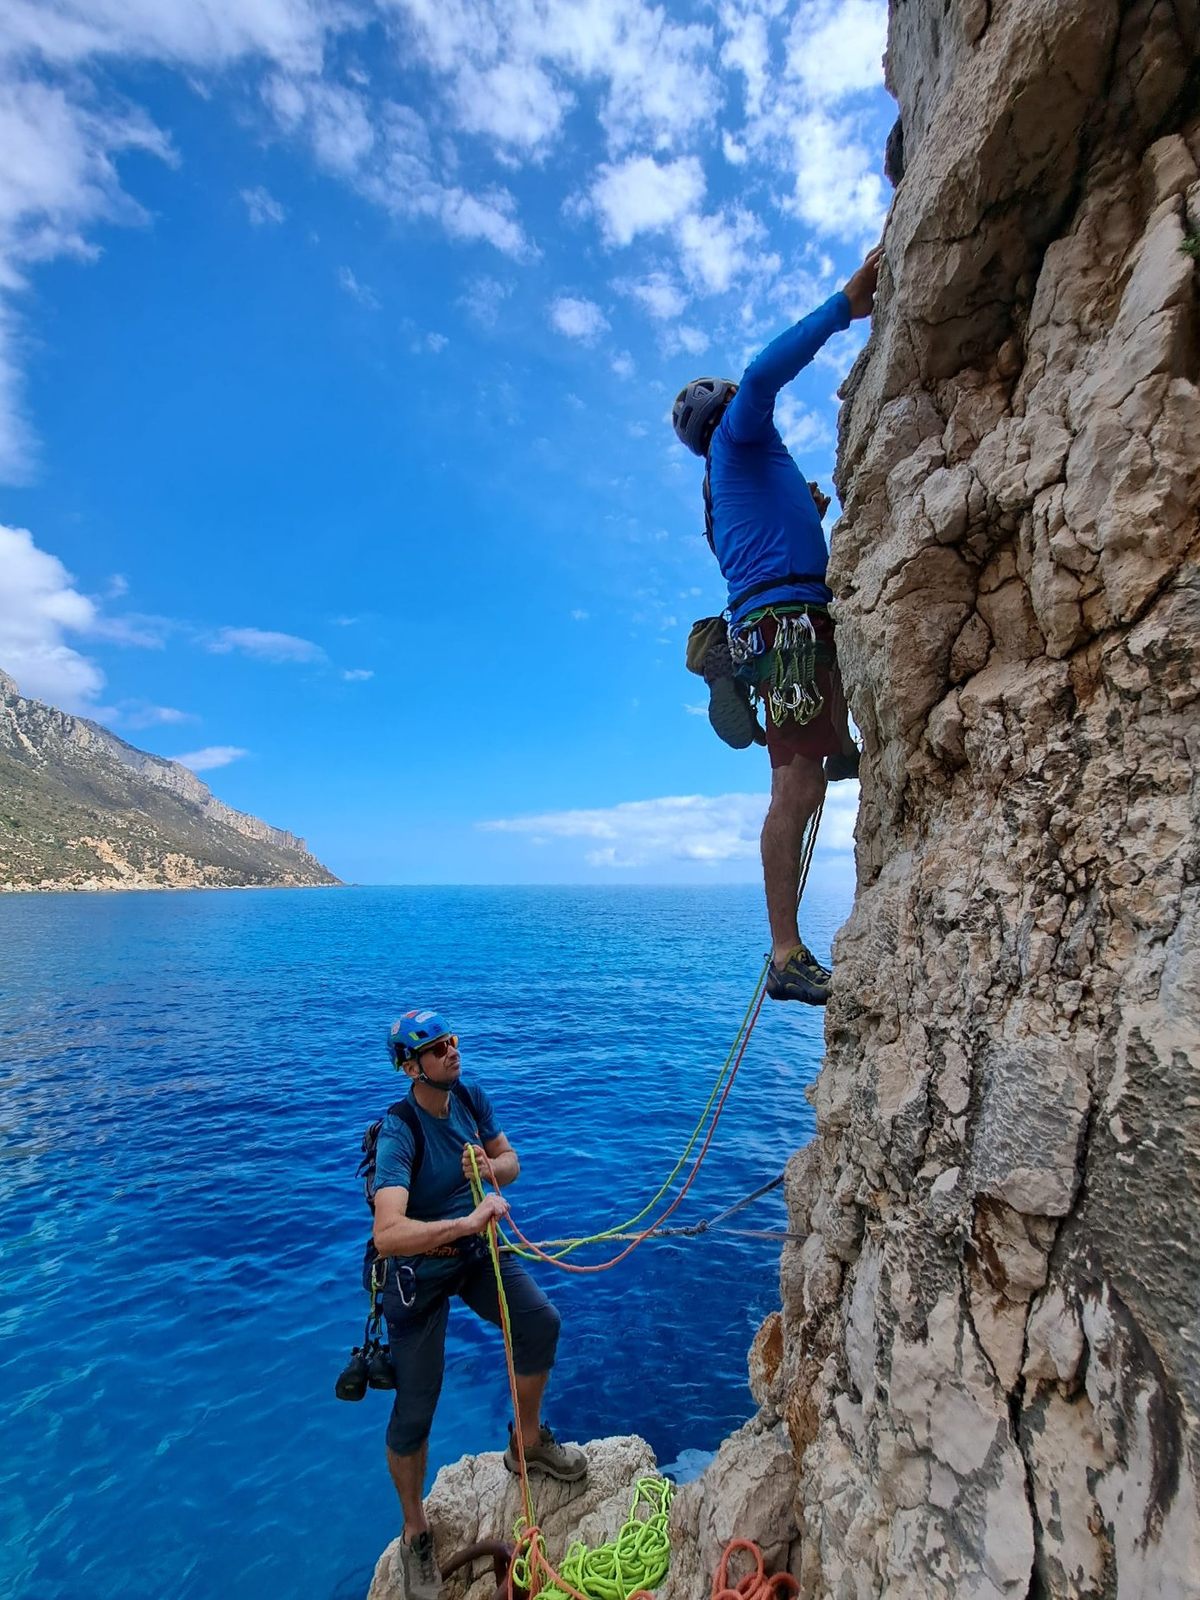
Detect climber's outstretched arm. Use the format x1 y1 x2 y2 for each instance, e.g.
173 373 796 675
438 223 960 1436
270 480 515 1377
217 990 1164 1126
723 245 884 445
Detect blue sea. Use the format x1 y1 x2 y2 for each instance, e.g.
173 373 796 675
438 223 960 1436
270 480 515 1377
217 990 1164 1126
0 882 850 1600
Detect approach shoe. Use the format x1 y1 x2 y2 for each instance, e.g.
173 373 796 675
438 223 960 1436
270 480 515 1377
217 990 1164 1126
398 1530 442 1600
505 1423 588 1483
702 636 765 750
766 944 832 1007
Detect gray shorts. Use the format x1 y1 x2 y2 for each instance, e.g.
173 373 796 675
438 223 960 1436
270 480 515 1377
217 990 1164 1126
381 1251 561 1455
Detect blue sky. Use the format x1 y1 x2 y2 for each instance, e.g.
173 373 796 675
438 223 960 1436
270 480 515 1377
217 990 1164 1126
0 0 893 884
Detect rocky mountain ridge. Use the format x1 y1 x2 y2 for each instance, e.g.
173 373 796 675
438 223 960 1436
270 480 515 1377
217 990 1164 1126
0 669 338 890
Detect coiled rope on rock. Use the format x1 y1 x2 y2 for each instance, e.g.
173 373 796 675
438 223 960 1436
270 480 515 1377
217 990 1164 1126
711 1540 799 1600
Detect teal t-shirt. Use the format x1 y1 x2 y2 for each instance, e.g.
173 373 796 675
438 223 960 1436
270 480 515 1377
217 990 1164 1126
372 1081 500 1225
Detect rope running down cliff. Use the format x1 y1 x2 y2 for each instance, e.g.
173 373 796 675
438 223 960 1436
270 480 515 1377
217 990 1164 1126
485 801 823 1273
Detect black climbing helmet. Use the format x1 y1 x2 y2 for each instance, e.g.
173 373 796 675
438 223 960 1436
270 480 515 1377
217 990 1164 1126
672 377 738 456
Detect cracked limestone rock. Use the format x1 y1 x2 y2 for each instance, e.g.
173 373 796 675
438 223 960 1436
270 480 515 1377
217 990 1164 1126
679 0 1200 1595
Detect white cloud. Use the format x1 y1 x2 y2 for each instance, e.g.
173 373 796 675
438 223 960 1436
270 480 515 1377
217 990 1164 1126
683 702 706 716
676 206 773 296
337 265 379 309
0 0 332 74
549 295 608 342
814 323 868 373
0 77 174 479
264 75 375 175
720 3 772 118
786 0 887 104
341 667 374 681
611 350 635 379
781 109 886 240
667 324 710 357
821 780 861 849
0 522 103 708
389 0 717 155
589 154 705 247
483 785 858 868
0 0 891 485
448 60 571 154
570 608 589 621
426 330 448 352
774 393 832 454
122 702 195 729
240 185 285 225
264 77 535 259
618 270 686 320
207 627 325 664
172 745 248 772
435 185 530 256
458 274 513 330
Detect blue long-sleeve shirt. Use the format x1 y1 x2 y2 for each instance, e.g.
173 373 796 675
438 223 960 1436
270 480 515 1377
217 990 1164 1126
708 291 851 625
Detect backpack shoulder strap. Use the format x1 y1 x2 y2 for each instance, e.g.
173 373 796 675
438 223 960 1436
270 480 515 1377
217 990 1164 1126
450 1078 484 1139
390 1098 426 1187
702 454 715 553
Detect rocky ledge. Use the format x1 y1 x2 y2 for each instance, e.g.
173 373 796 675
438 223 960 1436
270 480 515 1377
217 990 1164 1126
367 1436 659 1600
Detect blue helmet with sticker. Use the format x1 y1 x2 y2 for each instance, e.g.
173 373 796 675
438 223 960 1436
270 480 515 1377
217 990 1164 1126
387 1008 455 1067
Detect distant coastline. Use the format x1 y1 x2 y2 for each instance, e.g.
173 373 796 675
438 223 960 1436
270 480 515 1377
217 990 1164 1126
0 880 344 893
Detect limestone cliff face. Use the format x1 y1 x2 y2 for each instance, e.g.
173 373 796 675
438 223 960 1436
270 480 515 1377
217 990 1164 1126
669 3 1200 1596
0 670 339 889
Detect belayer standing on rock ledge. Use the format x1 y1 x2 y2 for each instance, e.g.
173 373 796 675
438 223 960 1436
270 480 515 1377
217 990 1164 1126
368 1009 586 1600
673 245 883 1007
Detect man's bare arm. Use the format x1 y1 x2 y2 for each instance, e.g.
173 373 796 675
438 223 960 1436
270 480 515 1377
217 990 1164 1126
373 1185 508 1258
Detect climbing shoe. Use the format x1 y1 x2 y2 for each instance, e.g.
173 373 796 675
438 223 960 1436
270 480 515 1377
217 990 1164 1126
702 635 765 750
398 1530 441 1600
766 945 831 1006
824 750 860 781
505 1423 588 1483
707 677 766 749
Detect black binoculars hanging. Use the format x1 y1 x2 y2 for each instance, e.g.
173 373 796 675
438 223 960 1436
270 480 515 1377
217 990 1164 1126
335 1316 396 1401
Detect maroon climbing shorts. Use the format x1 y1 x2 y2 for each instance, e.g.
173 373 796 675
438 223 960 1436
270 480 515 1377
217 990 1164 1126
755 612 852 770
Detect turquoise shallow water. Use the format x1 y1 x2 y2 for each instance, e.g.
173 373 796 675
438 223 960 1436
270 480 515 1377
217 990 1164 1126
0 881 851 1600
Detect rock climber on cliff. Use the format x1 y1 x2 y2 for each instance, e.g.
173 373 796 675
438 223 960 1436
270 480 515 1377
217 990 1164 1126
369 1009 586 1600
672 245 883 1006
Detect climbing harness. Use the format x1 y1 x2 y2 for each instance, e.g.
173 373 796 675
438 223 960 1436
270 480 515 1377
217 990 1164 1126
726 574 829 615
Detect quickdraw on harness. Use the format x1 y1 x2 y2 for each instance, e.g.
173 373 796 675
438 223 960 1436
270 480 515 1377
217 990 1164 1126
730 610 828 728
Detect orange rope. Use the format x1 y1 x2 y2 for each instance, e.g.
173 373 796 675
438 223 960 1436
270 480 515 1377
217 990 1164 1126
712 1540 799 1600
